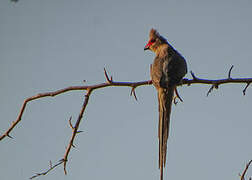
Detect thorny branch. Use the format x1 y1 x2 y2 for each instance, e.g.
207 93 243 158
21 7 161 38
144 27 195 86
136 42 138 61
62 88 92 175
1 66 252 178
184 65 252 96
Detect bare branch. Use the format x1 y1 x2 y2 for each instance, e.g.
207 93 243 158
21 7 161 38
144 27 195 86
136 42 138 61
182 71 252 87
182 71 252 96
240 160 252 180
0 78 150 141
1 68 252 177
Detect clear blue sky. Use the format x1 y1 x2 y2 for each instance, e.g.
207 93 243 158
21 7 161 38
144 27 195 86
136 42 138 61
1 0 252 180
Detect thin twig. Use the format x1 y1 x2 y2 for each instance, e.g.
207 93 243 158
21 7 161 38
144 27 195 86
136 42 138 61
240 160 252 180
29 159 64 179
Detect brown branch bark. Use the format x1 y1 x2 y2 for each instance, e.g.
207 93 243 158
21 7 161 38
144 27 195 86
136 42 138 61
0 69 151 141
1 67 252 178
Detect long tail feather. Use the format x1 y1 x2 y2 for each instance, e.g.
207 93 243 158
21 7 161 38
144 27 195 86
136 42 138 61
158 86 175 180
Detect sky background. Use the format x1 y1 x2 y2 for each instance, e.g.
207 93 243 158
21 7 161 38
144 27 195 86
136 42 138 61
1 0 252 180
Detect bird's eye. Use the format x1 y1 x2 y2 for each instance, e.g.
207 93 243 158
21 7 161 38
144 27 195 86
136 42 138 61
150 39 156 43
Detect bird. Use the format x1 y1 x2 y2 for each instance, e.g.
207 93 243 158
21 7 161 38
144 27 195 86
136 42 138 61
144 29 187 180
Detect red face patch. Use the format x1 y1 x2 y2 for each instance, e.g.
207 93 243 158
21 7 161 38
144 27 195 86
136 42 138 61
144 39 156 49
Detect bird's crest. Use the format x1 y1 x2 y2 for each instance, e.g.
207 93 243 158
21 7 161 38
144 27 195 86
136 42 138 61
149 28 159 39
149 28 167 43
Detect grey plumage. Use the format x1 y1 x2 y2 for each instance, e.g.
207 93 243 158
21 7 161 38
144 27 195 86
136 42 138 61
145 29 187 180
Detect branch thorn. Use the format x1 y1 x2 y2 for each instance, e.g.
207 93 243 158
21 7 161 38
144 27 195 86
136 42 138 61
228 65 234 79
59 158 66 163
49 160 52 168
207 85 214 96
104 68 112 83
243 83 250 96
71 143 76 148
7 134 13 139
68 116 74 130
175 87 183 102
190 71 197 80
206 83 219 96
130 87 138 101
173 97 178 105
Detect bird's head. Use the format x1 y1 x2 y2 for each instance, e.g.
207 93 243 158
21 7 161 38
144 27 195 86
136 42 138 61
144 28 168 53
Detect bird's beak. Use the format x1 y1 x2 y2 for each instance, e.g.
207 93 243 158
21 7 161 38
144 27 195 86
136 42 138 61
144 44 150 51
